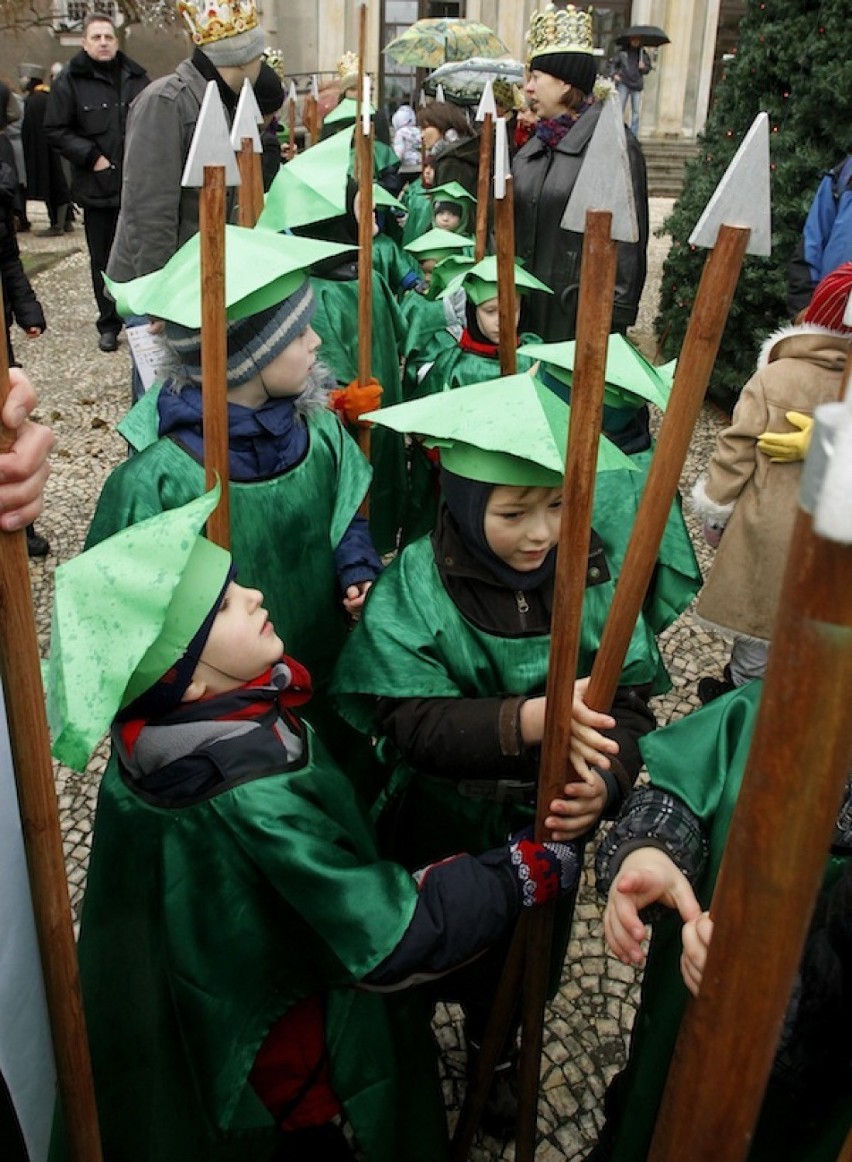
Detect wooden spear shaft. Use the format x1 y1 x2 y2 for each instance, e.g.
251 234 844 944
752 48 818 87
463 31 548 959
0 294 103 1160
475 112 493 262
584 224 750 713
288 93 297 161
355 3 373 485
451 212 618 1160
237 138 258 226
199 165 230 549
649 505 852 1162
494 178 517 376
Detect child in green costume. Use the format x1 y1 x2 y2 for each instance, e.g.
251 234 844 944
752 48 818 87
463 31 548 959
332 375 672 1131
92 226 380 782
46 489 588 1162
591 682 851 1162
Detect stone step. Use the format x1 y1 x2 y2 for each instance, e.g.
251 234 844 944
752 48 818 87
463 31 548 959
640 140 699 198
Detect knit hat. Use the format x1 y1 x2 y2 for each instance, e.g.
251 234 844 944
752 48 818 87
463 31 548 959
165 280 316 388
47 488 232 772
527 4 597 95
254 61 284 116
178 0 266 68
803 262 852 334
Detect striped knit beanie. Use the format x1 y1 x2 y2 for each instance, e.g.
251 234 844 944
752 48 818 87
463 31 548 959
165 281 316 388
803 262 852 334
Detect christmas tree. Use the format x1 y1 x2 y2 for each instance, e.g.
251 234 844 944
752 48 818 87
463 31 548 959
655 0 852 410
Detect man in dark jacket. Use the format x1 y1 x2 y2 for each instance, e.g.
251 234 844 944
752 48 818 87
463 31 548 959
44 14 148 351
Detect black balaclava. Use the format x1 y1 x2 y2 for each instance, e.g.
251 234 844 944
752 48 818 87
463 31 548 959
440 467 557 590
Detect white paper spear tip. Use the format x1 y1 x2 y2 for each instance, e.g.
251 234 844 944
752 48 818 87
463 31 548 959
688 112 771 255
560 94 638 242
184 81 242 186
229 77 262 153
475 79 497 122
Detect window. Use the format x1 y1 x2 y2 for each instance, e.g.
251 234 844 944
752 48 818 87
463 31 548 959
53 0 119 34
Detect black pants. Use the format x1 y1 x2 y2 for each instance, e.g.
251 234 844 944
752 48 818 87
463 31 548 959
83 205 121 335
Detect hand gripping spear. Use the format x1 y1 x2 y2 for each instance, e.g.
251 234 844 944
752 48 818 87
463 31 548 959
473 81 496 262
648 309 852 1162
451 94 639 1160
493 114 518 376
230 78 263 227
182 82 242 549
0 300 103 1159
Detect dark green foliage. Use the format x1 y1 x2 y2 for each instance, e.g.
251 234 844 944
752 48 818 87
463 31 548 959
655 0 852 409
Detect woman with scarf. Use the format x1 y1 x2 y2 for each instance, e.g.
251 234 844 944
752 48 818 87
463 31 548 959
512 4 649 342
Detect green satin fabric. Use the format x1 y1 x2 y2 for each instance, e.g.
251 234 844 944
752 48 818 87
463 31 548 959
86 411 370 690
310 273 407 554
333 529 668 859
608 684 851 1161
401 179 434 246
68 733 449 1162
415 339 541 400
372 233 422 299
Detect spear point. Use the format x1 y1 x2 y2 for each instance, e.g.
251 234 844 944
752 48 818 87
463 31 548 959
560 94 638 242
229 77 262 153
183 80 242 187
475 79 496 121
689 111 771 255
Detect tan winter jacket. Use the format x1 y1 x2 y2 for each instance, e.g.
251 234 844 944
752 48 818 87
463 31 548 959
691 324 848 641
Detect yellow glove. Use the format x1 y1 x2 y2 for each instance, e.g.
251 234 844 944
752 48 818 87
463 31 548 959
756 411 814 463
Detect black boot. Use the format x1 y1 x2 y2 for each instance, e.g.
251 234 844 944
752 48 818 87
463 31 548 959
697 664 735 705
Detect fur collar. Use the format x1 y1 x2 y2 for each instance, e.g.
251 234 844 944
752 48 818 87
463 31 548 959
757 322 850 370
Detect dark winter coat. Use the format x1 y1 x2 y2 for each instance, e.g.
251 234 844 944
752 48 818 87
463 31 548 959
44 48 149 208
512 101 649 341
20 86 70 206
0 135 45 360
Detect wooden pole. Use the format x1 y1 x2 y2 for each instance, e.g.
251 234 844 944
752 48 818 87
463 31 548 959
0 290 103 1160
288 91 297 161
838 1128 852 1162
475 112 493 262
493 178 517 376
451 212 618 1159
355 4 373 481
237 137 258 226
199 164 230 549
585 225 750 713
649 506 852 1162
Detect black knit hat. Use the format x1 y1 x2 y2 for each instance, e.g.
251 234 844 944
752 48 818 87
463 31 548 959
165 281 316 389
530 51 597 95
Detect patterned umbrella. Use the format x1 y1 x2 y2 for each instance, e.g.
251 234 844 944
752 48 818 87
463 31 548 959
423 56 525 105
384 18 510 69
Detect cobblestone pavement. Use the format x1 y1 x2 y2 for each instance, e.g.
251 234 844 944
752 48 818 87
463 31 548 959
19 197 731 1160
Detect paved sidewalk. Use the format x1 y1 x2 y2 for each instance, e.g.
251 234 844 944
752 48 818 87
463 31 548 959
19 197 731 1160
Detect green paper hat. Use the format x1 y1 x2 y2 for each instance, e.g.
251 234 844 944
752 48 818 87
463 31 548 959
425 253 477 300
257 124 404 233
360 372 635 485
519 334 674 411
449 254 552 305
323 96 376 127
428 181 477 208
405 227 474 263
47 488 231 773
104 226 351 329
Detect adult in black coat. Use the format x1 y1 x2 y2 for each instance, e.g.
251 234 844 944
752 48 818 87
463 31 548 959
512 25 649 344
44 14 149 348
20 77 71 233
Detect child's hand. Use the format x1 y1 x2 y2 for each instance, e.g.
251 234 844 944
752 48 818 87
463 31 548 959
0 369 55 529
603 848 701 966
569 676 618 779
25 327 43 339
343 580 372 620
681 911 713 997
544 769 607 840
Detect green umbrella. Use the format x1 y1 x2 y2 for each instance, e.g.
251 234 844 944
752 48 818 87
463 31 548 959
384 18 510 69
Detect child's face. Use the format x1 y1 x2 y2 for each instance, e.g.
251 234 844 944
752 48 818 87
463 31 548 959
434 206 462 231
420 257 437 282
260 326 321 399
484 485 562 572
475 298 521 345
422 163 435 187
192 582 283 695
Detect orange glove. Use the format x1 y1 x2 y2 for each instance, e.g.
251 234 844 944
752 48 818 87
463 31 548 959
328 378 383 428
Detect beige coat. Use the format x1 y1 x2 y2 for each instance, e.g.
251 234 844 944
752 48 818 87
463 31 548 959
692 325 849 641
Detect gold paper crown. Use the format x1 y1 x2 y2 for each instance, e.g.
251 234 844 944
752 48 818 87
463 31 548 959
177 0 259 48
526 4 594 61
337 51 360 85
264 47 285 80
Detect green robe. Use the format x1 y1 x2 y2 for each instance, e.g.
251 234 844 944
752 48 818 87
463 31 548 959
55 732 446 1162
401 179 433 246
414 338 542 401
86 411 369 693
332 528 669 867
372 232 422 300
310 272 407 554
608 684 851 1161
